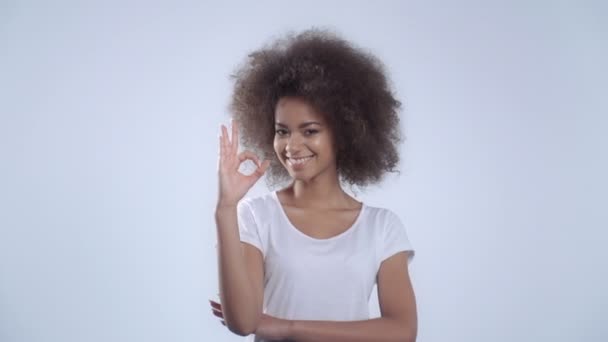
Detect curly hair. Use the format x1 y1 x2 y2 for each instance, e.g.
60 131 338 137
228 28 404 190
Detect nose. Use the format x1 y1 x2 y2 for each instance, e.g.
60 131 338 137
285 133 304 154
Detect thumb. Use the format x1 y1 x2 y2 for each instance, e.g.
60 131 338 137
260 159 271 172
253 159 271 178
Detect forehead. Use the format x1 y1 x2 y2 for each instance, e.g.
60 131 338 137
274 97 326 125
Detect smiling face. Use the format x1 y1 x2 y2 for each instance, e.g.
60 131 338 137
273 96 337 182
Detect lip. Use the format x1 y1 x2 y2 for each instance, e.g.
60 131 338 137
286 154 315 159
286 155 315 169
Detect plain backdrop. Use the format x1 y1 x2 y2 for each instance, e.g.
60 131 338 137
1 1 606 341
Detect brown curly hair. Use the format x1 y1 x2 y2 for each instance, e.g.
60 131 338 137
228 28 404 190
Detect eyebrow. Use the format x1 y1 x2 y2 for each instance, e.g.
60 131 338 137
275 121 322 128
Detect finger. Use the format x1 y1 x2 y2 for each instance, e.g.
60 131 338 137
231 119 239 152
209 299 221 309
218 131 224 160
260 159 271 171
220 125 228 158
254 159 271 177
222 124 231 156
238 151 260 165
212 308 223 319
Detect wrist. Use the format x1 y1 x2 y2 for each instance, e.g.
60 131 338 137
215 202 237 211
217 195 240 209
286 319 296 340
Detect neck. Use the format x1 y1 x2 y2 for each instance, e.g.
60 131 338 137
285 175 354 209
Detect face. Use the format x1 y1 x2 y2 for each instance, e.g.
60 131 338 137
273 96 337 181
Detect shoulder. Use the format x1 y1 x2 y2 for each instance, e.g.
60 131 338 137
358 205 408 245
238 191 276 215
361 204 402 226
368 205 415 265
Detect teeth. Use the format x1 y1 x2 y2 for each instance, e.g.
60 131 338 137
287 155 314 165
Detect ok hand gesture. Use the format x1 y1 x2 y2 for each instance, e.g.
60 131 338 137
217 120 270 207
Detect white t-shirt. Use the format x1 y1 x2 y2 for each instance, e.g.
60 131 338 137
237 191 415 342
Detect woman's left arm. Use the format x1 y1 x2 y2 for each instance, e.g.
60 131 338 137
287 251 417 342
211 251 417 342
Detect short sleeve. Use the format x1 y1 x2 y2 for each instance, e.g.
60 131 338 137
377 209 415 266
237 200 264 257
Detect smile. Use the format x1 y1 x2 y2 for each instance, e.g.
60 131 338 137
286 155 315 167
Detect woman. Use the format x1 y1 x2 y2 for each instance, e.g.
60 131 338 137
211 28 417 342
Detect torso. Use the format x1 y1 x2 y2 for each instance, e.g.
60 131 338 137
276 189 363 240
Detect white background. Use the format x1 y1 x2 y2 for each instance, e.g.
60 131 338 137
1 1 606 341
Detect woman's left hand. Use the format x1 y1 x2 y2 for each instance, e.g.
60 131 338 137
210 299 293 341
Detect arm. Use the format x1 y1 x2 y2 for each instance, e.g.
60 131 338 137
215 120 268 336
215 205 263 336
288 252 417 342
289 317 409 342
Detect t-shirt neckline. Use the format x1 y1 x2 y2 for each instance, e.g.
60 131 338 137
271 190 366 242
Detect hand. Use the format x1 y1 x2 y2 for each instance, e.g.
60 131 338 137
209 299 293 341
217 119 271 207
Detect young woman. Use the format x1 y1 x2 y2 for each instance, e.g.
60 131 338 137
211 28 417 342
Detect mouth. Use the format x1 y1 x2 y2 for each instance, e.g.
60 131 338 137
286 155 315 168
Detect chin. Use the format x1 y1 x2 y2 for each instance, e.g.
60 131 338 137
287 169 309 180
291 169 326 183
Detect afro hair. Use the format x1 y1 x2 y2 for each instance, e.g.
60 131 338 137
228 27 404 190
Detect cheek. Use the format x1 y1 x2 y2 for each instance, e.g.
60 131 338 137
310 136 334 154
273 139 282 156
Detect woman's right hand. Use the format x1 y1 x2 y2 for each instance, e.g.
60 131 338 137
217 119 270 207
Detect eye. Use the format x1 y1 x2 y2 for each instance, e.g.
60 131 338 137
275 129 288 136
304 129 318 136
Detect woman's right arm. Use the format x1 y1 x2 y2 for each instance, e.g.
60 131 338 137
215 204 264 336
215 120 270 336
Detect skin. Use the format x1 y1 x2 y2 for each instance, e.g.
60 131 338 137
215 119 269 335
273 96 363 238
272 96 361 207
212 96 417 341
